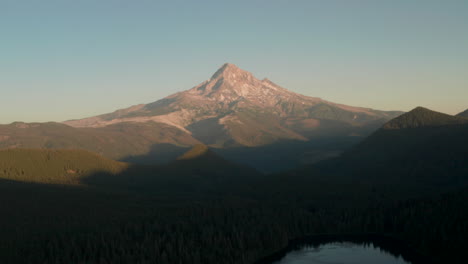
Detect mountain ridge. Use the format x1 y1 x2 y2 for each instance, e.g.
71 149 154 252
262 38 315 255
63 63 403 147
457 109 468 118
383 106 468 129
277 106 468 198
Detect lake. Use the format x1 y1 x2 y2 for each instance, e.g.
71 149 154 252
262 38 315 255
272 242 412 264
254 235 429 264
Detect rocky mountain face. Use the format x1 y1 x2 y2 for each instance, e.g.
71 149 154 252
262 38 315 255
64 63 403 147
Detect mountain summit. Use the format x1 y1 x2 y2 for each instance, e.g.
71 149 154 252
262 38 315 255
183 63 323 110
210 63 254 80
383 107 468 129
64 63 403 147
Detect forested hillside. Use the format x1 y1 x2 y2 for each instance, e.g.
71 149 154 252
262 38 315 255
304 107 468 197
1 177 467 264
0 149 127 184
0 121 198 162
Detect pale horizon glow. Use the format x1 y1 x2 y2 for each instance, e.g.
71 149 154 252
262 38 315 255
1 0 467 124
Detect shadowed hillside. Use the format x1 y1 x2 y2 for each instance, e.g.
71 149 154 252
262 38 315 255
213 137 360 173
311 107 468 196
457 109 468 118
247 107 468 207
121 138 362 173
84 145 262 195
383 107 468 129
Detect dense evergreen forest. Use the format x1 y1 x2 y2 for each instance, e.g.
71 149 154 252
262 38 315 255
1 178 467 264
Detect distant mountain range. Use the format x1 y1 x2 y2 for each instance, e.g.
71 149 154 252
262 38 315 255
0 63 404 170
63 63 402 147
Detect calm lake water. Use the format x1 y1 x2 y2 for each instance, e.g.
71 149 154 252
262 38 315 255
272 242 412 264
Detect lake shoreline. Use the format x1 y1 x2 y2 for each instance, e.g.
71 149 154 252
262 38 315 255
253 233 432 264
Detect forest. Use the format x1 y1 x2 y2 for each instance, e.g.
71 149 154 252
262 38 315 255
0 164 467 263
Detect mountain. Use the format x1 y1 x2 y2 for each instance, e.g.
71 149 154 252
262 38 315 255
457 109 468 118
383 106 468 129
64 63 402 147
0 149 127 185
310 106 468 196
349 106 468 160
0 64 403 171
252 106 468 205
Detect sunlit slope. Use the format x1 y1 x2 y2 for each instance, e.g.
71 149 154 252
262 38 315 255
0 149 127 185
0 122 199 161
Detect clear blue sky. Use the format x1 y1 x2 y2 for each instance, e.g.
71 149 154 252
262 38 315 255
1 0 467 124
